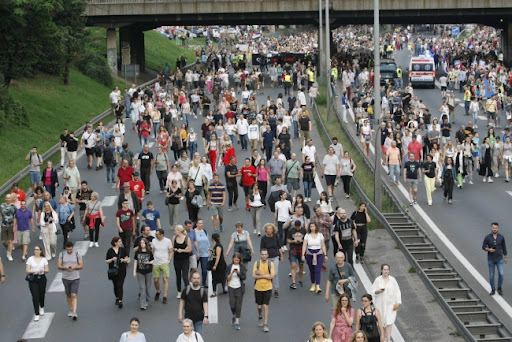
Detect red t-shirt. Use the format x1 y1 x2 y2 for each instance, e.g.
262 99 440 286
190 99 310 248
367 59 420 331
129 180 145 200
241 165 256 186
225 111 235 121
140 123 151 138
407 141 423 161
11 189 26 202
116 208 134 231
117 166 134 186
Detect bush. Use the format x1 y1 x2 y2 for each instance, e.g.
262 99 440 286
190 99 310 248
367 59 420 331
0 93 30 132
76 52 113 87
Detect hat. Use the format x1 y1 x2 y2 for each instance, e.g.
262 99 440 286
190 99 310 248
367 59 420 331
123 182 130 187
133 171 140 176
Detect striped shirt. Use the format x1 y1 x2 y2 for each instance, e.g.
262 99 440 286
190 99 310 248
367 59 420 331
209 181 225 204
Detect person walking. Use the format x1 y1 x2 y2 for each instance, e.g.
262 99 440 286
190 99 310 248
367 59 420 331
57 241 83 320
372 264 402 342
340 152 356 199
226 252 247 330
253 248 275 333
209 233 227 297
260 223 283 299
355 294 385 342
480 137 494 183
422 155 437 206
302 222 328 294
225 222 255 263
249 183 265 236
106 236 130 309
172 225 192 299
321 147 341 199
14 200 35 261
56 195 75 249
178 272 209 334
329 293 355 342
166 180 182 230
184 181 201 224
1 194 17 261
309 321 333 342
116 199 136 256
119 317 146 342
83 192 104 248
482 222 508 295
385 141 401 186
301 155 316 202
325 252 355 308
39 201 58 260
351 203 371 264
152 229 173 304
176 318 205 342
441 157 457 204
41 161 59 198
26 245 49 322
403 153 422 206
287 220 307 289
133 238 154 310
155 146 171 193
207 173 226 233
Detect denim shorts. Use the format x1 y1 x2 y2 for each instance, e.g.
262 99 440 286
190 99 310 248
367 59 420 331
30 171 41 185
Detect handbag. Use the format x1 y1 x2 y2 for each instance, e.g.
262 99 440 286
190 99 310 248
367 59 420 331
25 274 35 282
236 235 252 262
191 195 203 208
108 259 119 279
206 259 215 271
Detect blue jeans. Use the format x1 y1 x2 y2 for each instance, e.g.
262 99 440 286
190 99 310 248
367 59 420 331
488 258 504 290
188 141 197 157
389 164 400 183
228 134 235 146
106 165 116 183
153 122 160 138
141 136 149 146
193 321 204 334
303 181 313 198
293 121 299 138
240 134 248 150
198 256 208 286
465 101 470 116
183 114 190 127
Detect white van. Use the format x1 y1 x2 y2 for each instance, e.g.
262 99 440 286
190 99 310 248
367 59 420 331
409 56 435 88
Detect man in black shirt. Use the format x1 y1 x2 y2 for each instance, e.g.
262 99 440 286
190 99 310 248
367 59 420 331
404 153 422 206
76 181 93 240
440 117 452 145
422 154 437 206
66 132 79 162
137 144 154 194
224 157 240 210
134 225 154 252
178 272 208 334
59 129 70 169
287 92 297 111
286 220 306 289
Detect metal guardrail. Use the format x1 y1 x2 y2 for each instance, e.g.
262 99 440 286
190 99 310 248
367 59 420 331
0 78 158 197
313 99 512 341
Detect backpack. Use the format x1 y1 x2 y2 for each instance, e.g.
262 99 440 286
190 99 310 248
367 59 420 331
185 284 205 298
121 150 133 166
360 307 380 338
104 147 115 165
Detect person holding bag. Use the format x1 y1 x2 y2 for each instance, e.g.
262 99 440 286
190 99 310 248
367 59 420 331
57 195 75 249
39 202 58 260
26 245 49 322
82 192 104 248
225 222 255 264
106 236 130 309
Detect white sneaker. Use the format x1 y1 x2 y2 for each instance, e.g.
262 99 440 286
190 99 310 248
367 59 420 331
94 242 100 247
6 254 13 261
495 174 499 178
469 181 473 184
34 315 40 322
483 178 487 182
89 242 94 248
39 307 44 316
177 291 181 299
68 311 73 317
488 177 494 183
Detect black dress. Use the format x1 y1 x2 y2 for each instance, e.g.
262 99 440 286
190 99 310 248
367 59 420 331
185 189 200 222
106 247 128 301
211 243 227 292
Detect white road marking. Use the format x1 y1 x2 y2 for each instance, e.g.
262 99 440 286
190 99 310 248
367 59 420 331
22 312 55 339
74 241 90 257
149 142 155 148
101 195 118 207
506 191 512 197
478 115 488 121
48 272 64 293
207 270 218 324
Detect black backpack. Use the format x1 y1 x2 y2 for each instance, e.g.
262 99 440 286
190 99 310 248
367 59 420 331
360 307 380 338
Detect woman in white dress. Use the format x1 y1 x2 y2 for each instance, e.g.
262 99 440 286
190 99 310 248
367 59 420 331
372 264 401 342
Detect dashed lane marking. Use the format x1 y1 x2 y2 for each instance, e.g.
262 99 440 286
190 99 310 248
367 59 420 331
22 312 55 339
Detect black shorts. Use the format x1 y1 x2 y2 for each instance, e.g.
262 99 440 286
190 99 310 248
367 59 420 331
441 86 447 91
255 289 272 305
85 148 94 156
95 147 103 157
325 175 336 186
243 185 252 196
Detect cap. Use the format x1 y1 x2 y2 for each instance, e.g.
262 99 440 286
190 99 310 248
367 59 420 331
123 182 130 187
133 171 140 176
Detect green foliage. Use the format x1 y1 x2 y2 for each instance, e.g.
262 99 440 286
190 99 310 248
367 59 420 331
144 30 198 71
76 52 113 87
0 73 30 131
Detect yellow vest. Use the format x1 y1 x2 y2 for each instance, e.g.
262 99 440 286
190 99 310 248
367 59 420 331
308 70 315 82
396 68 402 78
331 67 338 79
284 74 291 83
464 90 472 102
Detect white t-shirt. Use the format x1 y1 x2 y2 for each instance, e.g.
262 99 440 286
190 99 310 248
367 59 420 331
109 91 119 104
275 200 292 222
152 237 172 265
305 233 324 250
236 119 249 135
229 264 241 289
26 256 48 275
322 154 340 175
248 124 260 140
302 145 316 162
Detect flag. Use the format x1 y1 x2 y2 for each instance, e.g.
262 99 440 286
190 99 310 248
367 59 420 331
471 55 477 65
484 77 496 98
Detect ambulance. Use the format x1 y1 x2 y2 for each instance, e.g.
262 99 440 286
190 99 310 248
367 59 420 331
408 55 436 88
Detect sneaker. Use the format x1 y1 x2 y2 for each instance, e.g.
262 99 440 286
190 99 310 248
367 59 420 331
298 281 304 287
483 178 487 182
235 323 241 330
413 200 418 205
145 191 150 195
258 316 264 327
162 297 168 304
258 232 261 236
67 311 73 317
469 181 474 184
6 254 13 261
177 292 181 299
448 199 453 204
39 307 44 316
233 204 239 210
290 283 297 289
495 174 499 178
498 287 503 295
84 234 89 240
118 301 123 308
274 290 279 298
154 292 160 301
263 325 270 332
316 286 322 293
310 284 316 292
289 272 292 277
22 255 26 261
89 242 94 248
253 229 257 234
488 178 494 183
73 312 77 320
228 207 233 211
115 298 120 305
220 225 224 232
346 194 350 198
34 315 40 322
232 317 236 325
409 202 414 206
490 289 496 295
94 242 99 247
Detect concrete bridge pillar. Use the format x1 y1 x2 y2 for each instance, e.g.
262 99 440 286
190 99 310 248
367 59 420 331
502 23 512 67
106 28 118 76
119 25 146 72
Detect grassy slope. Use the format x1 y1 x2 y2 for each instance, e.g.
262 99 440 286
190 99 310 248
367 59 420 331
144 30 198 71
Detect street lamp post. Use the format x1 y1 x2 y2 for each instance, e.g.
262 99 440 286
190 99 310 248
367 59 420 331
325 0 332 121
318 0 324 76
373 0 382 210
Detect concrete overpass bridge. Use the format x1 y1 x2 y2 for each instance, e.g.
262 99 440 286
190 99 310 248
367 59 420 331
84 0 512 71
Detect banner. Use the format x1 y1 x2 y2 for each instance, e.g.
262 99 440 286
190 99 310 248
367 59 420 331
251 53 316 66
